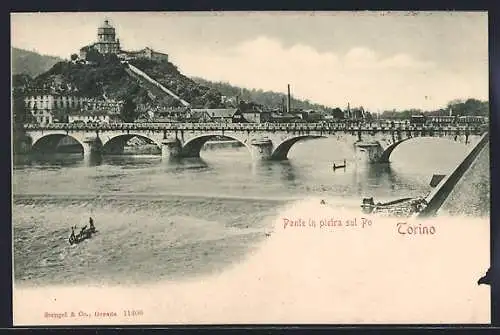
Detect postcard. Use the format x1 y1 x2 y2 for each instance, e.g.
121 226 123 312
11 11 490 325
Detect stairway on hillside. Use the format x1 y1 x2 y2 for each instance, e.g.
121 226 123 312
124 63 190 107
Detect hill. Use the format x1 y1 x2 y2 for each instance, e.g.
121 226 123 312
11 47 332 111
17 53 225 109
191 77 334 111
128 59 223 108
11 47 64 77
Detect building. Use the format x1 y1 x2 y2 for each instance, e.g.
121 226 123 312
118 47 169 62
301 109 324 123
23 93 123 125
24 94 90 125
269 112 303 123
95 20 121 54
410 115 426 125
24 94 89 112
184 109 212 123
80 20 121 59
81 99 123 114
428 115 456 124
79 20 169 63
68 110 118 124
190 108 243 123
241 110 272 123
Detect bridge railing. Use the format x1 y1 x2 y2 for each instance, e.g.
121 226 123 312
22 122 486 133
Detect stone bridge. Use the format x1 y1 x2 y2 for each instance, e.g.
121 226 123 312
21 123 487 164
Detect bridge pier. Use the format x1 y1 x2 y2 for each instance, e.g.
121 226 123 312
82 136 103 163
355 141 384 164
14 135 32 155
248 138 274 161
161 137 182 160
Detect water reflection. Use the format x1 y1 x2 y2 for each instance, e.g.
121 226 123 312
86 153 103 167
165 157 210 173
102 155 161 168
14 139 454 202
14 153 85 169
251 159 299 183
351 162 421 198
363 163 399 190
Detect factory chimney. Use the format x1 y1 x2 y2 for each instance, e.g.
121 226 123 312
287 84 291 114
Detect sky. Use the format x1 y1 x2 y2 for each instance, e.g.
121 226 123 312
11 11 488 111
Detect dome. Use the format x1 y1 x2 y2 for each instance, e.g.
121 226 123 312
99 19 114 29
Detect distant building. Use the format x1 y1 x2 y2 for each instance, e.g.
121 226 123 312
190 108 243 123
23 93 123 125
241 110 272 123
82 99 122 114
269 113 303 123
24 94 90 125
428 115 456 124
301 109 324 122
95 20 121 54
118 47 169 63
79 20 169 63
68 110 118 124
80 20 121 59
184 109 212 123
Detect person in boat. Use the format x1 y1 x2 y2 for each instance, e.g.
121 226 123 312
320 199 326 205
89 217 95 232
362 197 375 206
417 199 428 211
80 225 88 236
70 227 76 241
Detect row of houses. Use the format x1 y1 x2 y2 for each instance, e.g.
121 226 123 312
137 108 320 124
26 106 312 125
24 102 352 126
22 92 367 126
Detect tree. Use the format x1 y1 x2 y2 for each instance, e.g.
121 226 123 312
332 108 344 119
85 48 104 64
120 98 138 122
70 53 79 62
12 73 32 89
13 88 32 125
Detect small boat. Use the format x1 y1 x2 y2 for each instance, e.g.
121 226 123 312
333 159 346 170
69 226 98 245
361 196 428 217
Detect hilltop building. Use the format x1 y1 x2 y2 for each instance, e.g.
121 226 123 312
79 20 120 58
118 47 169 63
79 19 168 62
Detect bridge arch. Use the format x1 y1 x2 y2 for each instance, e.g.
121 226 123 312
271 135 327 160
379 135 475 163
100 133 162 155
30 133 85 154
181 134 249 158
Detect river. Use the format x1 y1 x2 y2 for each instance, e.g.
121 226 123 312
12 136 490 324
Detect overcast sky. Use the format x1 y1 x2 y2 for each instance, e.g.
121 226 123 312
11 11 488 111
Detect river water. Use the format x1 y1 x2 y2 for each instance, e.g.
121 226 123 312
12 136 491 324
